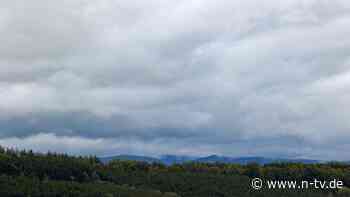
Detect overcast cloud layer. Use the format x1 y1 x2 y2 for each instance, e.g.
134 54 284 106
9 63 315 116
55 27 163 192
0 0 350 160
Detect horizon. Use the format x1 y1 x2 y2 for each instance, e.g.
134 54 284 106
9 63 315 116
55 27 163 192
1 0 350 161
0 144 337 162
99 153 331 163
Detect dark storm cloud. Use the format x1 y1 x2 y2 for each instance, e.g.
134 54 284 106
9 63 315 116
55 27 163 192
1 0 350 160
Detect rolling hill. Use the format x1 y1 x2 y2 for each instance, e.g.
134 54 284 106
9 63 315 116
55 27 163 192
100 154 320 165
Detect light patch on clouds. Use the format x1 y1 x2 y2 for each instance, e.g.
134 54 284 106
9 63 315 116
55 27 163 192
0 133 220 158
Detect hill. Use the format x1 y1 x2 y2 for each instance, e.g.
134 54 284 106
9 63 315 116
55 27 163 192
1 146 349 197
100 154 161 164
100 154 320 165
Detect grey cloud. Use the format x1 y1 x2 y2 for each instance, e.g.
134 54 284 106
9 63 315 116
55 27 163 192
1 0 350 159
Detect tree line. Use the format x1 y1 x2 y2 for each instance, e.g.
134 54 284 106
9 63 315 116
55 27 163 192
1 146 350 197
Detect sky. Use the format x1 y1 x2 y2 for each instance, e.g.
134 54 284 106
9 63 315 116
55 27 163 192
0 0 350 160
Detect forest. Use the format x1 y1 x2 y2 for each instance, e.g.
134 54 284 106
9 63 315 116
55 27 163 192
1 146 350 197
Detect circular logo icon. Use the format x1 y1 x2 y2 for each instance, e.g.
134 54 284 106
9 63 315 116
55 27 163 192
251 178 263 190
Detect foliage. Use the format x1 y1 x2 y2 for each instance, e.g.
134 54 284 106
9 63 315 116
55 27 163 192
0 146 349 197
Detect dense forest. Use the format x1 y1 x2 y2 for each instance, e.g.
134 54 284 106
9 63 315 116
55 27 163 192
1 146 350 197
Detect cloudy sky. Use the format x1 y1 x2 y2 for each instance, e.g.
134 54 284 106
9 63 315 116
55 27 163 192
0 0 350 160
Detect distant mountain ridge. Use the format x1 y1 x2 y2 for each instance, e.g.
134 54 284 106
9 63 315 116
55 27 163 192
100 155 161 164
160 155 198 165
100 154 320 165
